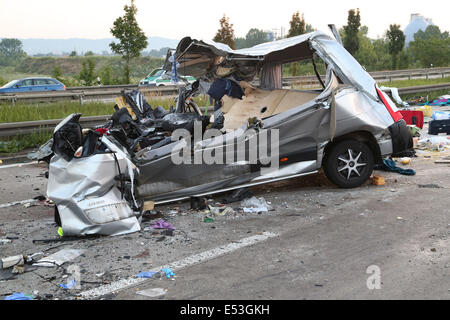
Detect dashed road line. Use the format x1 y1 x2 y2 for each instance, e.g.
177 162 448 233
0 199 37 209
80 231 279 299
0 161 37 169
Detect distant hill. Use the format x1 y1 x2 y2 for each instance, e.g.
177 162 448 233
19 37 180 55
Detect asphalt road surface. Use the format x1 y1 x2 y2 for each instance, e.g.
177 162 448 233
0 145 449 300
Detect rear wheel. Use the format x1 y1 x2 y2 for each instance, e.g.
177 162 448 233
323 140 374 188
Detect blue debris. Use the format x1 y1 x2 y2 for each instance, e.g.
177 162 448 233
376 158 416 176
136 271 158 279
59 279 76 290
4 292 34 300
161 268 176 279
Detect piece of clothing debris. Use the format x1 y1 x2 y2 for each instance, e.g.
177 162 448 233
161 268 175 279
136 271 158 279
207 78 244 101
151 220 175 230
4 292 34 300
376 159 416 176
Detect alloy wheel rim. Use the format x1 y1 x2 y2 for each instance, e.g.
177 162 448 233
337 148 367 180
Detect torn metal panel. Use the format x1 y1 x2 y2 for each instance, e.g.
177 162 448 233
47 151 141 237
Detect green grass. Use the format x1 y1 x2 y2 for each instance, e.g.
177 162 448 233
0 130 52 153
399 89 449 103
379 76 450 88
0 95 211 123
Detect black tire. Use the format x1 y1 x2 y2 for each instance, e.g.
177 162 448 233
323 140 374 188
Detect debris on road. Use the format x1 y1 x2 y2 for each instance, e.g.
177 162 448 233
136 287 167 298
372 175 386 186
222 188 254 204
151 219 175 230
241 196 272 213
161 268 175 279
418 184 443 189
4 292 34 300
376 158 416 176
136 271 158 279
59 279 76 290
33 248 85 268
190 197 208 211
1 255 24 269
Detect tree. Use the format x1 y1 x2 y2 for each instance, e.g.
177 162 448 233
287 12 307 76
69 51 77 57
85 51 94 56
343 8 361 56
79 58 96 86
287 11 306 37
386 24 405 70
52 66 63 82
110 0 148 84
0 38 26 66
245 28 269 47
413 25 449 41
213 15 235 49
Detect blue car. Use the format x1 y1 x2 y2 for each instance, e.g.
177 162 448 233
0 77 66 93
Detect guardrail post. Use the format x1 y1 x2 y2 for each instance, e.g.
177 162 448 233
426 74 429 80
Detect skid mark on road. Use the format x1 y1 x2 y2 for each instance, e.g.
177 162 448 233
80 231 279 299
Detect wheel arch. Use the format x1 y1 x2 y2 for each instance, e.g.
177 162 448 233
322 131 382 166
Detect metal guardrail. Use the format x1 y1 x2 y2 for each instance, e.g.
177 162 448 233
0 85 180 104
1 67 449 105
1 83 449 138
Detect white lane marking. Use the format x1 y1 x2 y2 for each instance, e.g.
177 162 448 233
0 161 38 169
0 199 36 209
80 231 279 299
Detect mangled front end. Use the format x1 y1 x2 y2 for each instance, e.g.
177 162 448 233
47 114 141 236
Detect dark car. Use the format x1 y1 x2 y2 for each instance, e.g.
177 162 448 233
0 77 66 93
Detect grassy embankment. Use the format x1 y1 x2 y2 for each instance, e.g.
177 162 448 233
0 95 210 153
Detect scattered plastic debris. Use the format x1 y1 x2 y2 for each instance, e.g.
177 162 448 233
203 217 214 223
161 268 175 279
136 271 158 279
136 288 167 298
241 196 272 213
33 248 85 268
4 292 34 300
151 220 176 230
59 279 76 290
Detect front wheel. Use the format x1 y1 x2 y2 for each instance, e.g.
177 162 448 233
323 140 374 188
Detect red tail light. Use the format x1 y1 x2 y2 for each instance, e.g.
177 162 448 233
63 85 66 90
376 88 403 122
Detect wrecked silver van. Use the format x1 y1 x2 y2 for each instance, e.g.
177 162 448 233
45 30 412 236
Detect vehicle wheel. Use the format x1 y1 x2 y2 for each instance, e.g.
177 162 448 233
323 140 374 188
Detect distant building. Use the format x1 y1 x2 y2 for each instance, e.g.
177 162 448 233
404 13 434 46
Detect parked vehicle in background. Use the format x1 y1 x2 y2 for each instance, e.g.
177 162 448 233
0 77 66 93
139 68 196 87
